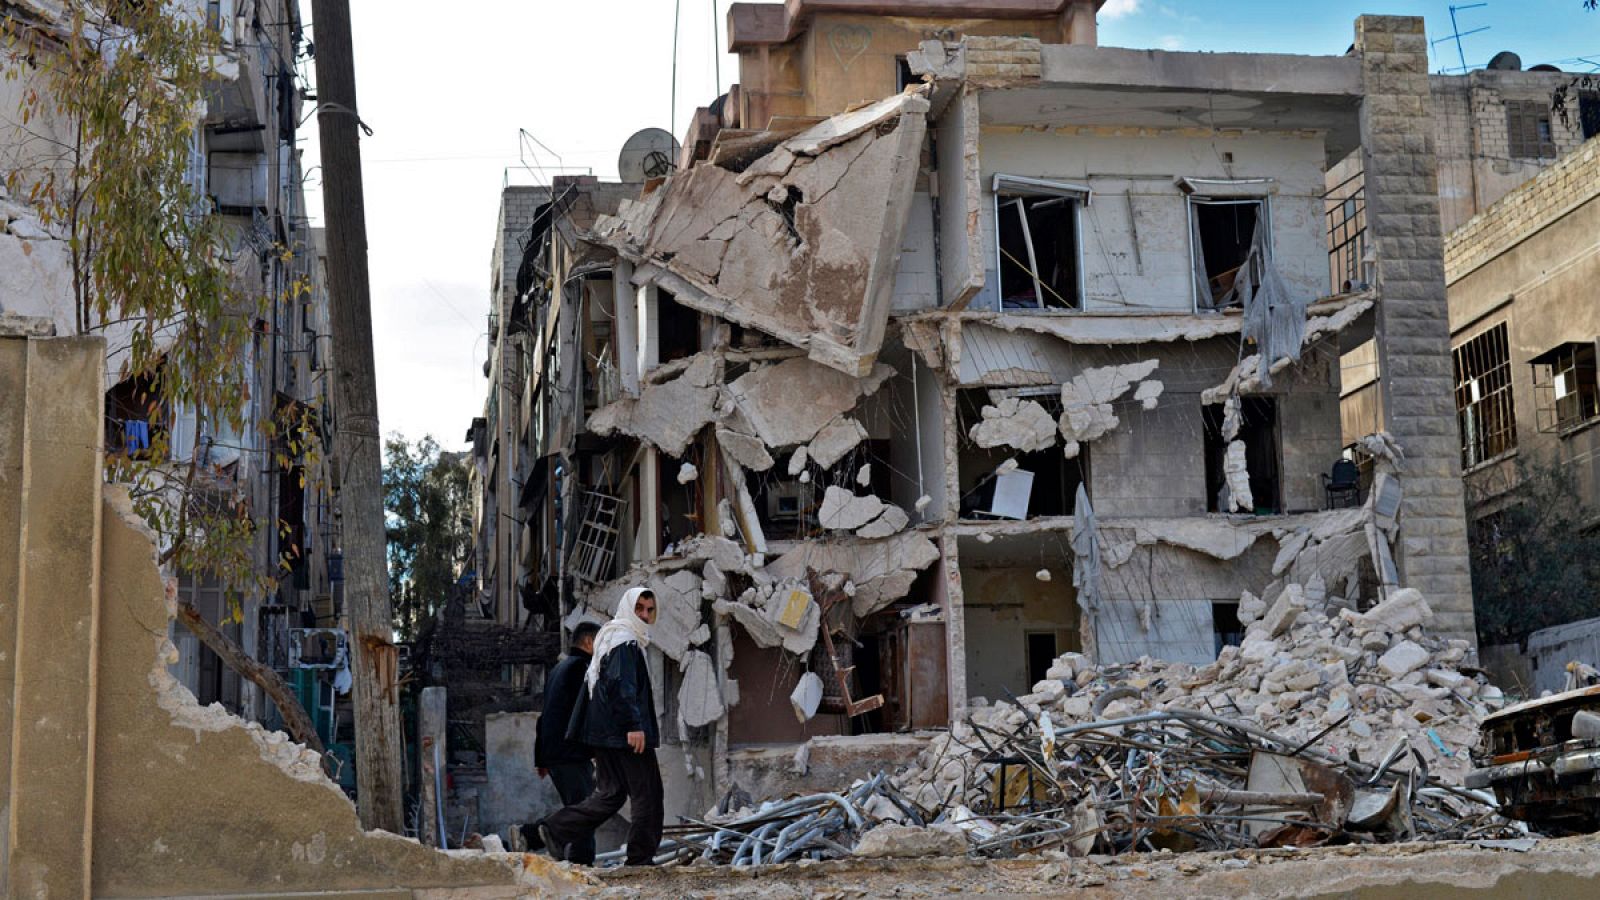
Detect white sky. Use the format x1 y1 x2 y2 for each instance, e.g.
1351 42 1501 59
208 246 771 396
300 0 743 452
298 0 1581 451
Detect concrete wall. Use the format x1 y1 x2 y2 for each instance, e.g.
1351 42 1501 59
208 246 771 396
0 327 562 897
960 566 1079 704
974 129 1332 312
1431 70 1589 234
1445 141 1600 514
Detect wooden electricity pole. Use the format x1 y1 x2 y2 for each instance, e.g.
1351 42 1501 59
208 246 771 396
308 0 404 833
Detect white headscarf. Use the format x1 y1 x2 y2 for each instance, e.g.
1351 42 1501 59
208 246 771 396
584 586 653 695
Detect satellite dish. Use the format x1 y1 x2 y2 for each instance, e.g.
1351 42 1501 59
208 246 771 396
618 128 680 182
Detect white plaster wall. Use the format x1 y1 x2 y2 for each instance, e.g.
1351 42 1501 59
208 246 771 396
974 130 1332 312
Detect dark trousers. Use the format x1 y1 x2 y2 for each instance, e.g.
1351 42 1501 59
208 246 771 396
543 747 663 866
545 761 595 862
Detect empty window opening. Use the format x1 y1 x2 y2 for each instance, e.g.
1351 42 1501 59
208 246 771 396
1025 632 1058 687
996 193 1081 310
1507 100 1558 159
1211 601 1243 658
1203 397 1282 514
656 289 701 364
1532 341 1600 434
895 55 916 92
1580 91 1600 141
1191 198 1266 310
1192 198 1264 308
1453 324 1517 468
658 450 702 552
957 391 1086 519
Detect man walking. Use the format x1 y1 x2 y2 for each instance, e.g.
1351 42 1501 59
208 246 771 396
539 587 663 866
522 621 600 858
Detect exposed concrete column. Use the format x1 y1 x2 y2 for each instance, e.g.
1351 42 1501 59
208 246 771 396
640 446 661 560
637 283 660 378
1060 0 1098 46
940 536 969 719
1 330 105 898
417 686 448 849
1356 16 1476 645
614 260 640 396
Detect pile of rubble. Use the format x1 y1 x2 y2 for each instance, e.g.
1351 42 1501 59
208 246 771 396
871 583 1511 856
635 583 1520 867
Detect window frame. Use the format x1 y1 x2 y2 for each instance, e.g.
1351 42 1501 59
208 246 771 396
1452 322 1519 470
991 174 1090 312
1507 99 1558 160
1531 340 1600 435
1186 193 1273 313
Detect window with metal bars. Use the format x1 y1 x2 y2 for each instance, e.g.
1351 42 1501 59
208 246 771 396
1452 323 1518 469
1506 100 1558 160
1531 341 1600 434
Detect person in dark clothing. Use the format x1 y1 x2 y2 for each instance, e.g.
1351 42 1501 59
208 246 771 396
522 621 600 858
539 587 664 866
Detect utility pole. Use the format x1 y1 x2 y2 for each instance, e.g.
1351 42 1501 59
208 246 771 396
308 0 404 833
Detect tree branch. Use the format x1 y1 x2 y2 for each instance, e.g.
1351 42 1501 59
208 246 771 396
176 599 327 757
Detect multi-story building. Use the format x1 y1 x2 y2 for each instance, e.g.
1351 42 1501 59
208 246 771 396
0 1 342 745
466 2 1472 826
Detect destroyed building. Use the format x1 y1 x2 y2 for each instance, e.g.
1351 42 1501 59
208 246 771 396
457 3 1476 834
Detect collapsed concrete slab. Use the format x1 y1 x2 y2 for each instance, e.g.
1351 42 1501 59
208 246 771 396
969 396 1057 453
728 355 893 448
588 352 720 457
594 93 930 377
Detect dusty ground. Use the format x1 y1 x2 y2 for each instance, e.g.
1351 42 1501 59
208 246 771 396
555 834 1600 898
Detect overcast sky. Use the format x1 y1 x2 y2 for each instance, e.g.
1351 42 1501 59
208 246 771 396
297 0 1593 451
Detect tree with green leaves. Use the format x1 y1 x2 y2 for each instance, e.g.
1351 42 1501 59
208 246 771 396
1470 458 1600 646
384 435 472 644
2 3 323 751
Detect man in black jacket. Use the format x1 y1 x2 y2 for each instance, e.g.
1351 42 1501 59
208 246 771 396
523 621 599 858
539 587 663 866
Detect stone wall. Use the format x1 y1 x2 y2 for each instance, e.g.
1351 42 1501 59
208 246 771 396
1444 138 1600 284
1356 16 1476 645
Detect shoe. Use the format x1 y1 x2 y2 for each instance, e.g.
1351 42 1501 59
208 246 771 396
537 822 565 862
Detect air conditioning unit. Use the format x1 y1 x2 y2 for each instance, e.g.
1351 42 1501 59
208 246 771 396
765 480 810 524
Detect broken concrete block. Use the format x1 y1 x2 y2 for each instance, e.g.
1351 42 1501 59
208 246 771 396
587 354 720 457
969 397 1056 453
856 463 872 486
1237 590 1266 625
716 427 775 471
914 494 932 512
1377 640 1430 678
1358 588 1433 634
854 824 967 859
1058 360 1159 447
1035 568 1052 582
1224 439 1254 512
807 416 869 469
1261 585 1305 638
1134 379 1164 410
676 462 699 484
791 672 824 722
819 485 887 531
728 359 894 448
855 504 909 539
787 446 809 476
678 651 724 728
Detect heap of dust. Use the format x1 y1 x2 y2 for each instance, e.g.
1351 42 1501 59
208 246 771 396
646 584 1518 864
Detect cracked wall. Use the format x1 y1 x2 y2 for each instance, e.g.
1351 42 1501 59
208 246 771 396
0 331 563 898
595 93 930 377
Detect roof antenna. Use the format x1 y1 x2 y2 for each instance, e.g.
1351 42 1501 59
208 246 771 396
671 0 683 141
712 0 722 95
1432 3 1490 74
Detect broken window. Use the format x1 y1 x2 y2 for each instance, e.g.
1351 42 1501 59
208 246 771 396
993 175 1085 310
1581 91 1600 141
1531 340 1600 434
1507 100 1557 160
1202 397 1281 514
895 55 916 92
655 289 701 365
750 439 890 540
956 391 1086 520
1452 323 1517 468
1190 197 1268 311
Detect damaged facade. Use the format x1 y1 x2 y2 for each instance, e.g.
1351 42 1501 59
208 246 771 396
0 1 345 748
459 2 1475 835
